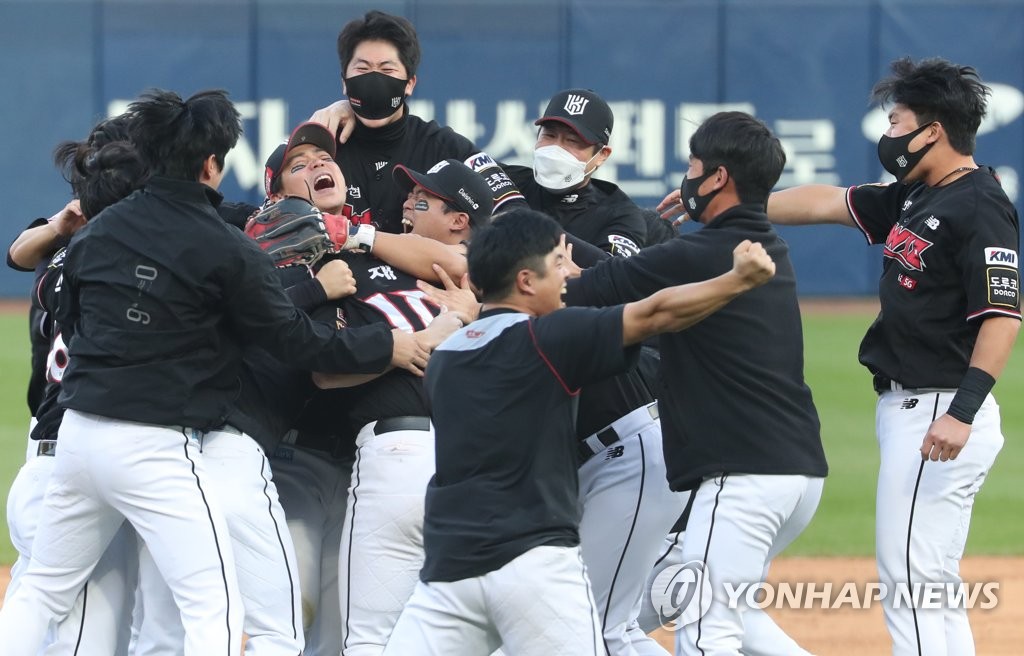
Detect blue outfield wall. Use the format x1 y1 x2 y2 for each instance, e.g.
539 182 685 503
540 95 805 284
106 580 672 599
1 0 1022 297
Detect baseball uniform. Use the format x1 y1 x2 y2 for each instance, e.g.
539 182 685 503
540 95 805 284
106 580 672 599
847 168 1020 655
385 305 639 656
566 203 828 654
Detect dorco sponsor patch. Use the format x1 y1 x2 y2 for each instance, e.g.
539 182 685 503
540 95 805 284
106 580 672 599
984 247 1018 268
987 267 1020 308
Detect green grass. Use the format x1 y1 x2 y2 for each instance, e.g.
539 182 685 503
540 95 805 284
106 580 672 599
0 308 1021 564
789 311 1024 556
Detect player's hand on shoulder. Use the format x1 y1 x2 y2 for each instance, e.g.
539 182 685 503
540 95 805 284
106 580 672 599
417 264 480 321
309 99 354 145
731 240 775 289
51 199 87 236
390 329 431 377
920 414 971 461
315 258 357 300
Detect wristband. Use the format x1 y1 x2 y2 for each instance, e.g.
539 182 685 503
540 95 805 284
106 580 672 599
345 224 376 252
946 367 995 424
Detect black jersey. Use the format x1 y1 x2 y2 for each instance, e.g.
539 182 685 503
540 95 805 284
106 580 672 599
566 204 827 491
8 216 67 415
336 109 476 234
507 165 647 257
506 165 655 437
848 168 1021 388
421 306 639 582
56 177 394 431
296 252 440 446
29 248 70 441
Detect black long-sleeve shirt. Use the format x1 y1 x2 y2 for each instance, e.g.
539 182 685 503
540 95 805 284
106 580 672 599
57 176 394 431
566 203 827 490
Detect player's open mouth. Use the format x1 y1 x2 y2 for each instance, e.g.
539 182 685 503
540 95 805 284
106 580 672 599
401 215 413 232
313 174 335 191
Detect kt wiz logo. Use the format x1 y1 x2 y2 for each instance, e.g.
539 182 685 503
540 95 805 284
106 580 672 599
649 560 712 630
884 225 933 271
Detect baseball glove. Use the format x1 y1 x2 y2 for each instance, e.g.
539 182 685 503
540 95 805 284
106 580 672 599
244 196 338 267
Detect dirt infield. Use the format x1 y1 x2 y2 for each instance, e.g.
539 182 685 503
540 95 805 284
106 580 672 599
1 556 1019 653
650 555 1023 654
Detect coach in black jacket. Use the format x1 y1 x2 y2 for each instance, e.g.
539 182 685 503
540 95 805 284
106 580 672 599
565 111 827 654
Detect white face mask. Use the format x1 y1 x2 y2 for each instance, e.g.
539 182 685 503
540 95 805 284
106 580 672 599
533 145 602 193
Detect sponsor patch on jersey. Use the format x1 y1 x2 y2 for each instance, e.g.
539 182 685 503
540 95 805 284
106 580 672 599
896 273 917 290
985 247 1018 268
987 267 1020 308
608 234 640 258
883 225 933 271
465 329 486 339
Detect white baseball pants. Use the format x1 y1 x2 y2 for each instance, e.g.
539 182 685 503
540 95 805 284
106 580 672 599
874 389 1003 656
271 445 352 655
339 418 434 656
0 410 242 656
384 545 605 655
578 403 688 656
677 473 823 656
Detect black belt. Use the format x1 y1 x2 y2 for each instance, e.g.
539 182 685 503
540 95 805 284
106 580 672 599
577 426 620 462
374 416 431 435
37 439 57 457
577 402 660 463
873 373 899 393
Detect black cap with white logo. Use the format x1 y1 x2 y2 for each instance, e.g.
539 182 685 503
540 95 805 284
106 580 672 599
393 159 494 226
535 88 613 145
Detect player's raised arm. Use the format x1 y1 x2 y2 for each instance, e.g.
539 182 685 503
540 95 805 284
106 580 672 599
620 239 775 345
766 184 856 227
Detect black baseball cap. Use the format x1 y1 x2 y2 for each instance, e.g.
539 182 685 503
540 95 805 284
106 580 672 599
393 159 494 226
535 88 613 145
264 122 337 196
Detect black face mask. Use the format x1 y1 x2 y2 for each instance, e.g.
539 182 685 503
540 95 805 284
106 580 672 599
345 72 408 120
877 123 934 181
679 168 721 223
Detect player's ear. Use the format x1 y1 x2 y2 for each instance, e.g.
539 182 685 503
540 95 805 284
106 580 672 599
515 267 535 296
450 211 470 232
405 75 417 97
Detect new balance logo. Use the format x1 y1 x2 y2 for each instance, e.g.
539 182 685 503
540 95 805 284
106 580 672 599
900 398 919 410
605 445 625 460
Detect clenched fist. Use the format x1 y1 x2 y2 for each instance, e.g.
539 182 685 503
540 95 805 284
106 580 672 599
731 240 775 290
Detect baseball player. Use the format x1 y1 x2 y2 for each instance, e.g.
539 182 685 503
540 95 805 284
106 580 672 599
0 89 423 656
309 10 523 233
284 158 487 656
3 118 148 654
570 111 828 655
484 88 686 656
764 58 1020 655
383 208 775 656
250 123 470 655
504 88 648 256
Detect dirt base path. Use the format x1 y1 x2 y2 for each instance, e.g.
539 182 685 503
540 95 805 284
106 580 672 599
652 556 1022 654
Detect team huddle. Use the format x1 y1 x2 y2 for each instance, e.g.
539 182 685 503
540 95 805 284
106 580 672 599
1 9 1019 656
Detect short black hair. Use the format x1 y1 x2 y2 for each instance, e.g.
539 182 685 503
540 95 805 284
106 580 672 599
337 10 421 79
688 111 786 206
468 208 562 302
128 88 242 180
871 57 990 155
53 114 149 219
